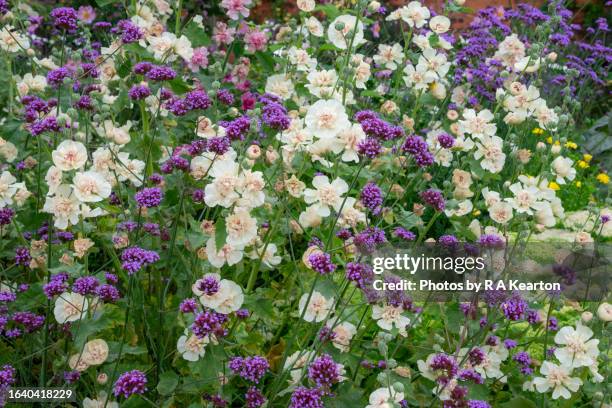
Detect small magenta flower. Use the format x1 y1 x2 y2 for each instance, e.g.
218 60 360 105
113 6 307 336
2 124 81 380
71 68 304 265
308 354 341 389
120 247 160 274
420 189 445 212
113 370 147 398
289 387 324 408
229 356 269 383
308 252 336 275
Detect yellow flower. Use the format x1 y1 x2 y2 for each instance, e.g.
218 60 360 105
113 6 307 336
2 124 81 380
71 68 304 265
546 137 553 144
583 154 592 163
577 160 589 169
472 210 481 216
548 181 560 191
564 141 578 149
596 173 610 184
575 181 582 188
532 127 544 135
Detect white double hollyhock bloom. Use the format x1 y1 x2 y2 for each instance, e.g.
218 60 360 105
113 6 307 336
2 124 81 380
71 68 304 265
366 387 404 408
551 156 576 185
458 109 497 140
303 175 349 217
72 171 112 202
305 99 350 139
387 1 430 28
265 74 295 100
298 291 334 322
52 140 88 171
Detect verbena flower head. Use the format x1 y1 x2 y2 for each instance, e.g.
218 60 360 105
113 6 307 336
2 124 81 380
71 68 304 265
135 187 163 208
113 370 147 398
120 247 160 274
51 7 78 30
229 355 269 383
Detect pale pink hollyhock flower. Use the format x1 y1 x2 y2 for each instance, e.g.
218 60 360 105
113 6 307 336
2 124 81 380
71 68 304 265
188 47 209 72
221 0 252 20
77 6 96 24
213 22 236 46
244 29 267 53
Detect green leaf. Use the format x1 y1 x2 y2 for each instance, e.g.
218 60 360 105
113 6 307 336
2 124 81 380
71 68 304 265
428 33 440 48
182 21 210 47
156 371 179 396
94 0 116 6
254 51 276 72
169 78 191 94
315 4 341 20
215 217 227 251
396 210 420 230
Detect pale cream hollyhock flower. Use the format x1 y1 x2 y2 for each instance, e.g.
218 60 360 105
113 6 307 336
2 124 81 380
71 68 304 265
97 373 108 385
205 237 244 268
304 99 351 139
329 320 356 352
514 56 542 74
204 159 241 208
237 169 265 208
148 32 193 62
52 140 88 171
327 15 366 50
285 175 306 198
83 392 118 408
0 171 20 207
196 117 223 139
43 185 81 230
97 120 132 145
482 187 501 207
303 175 349 217
372 304 410 335
45 166 63 196
554 323 599 368
299 205 323 228
82 339 109 365
246 145 261 159
451 169 472 189
69 354 90 372
299 291 334 322
225 207 258 247
337 197 366 228
551 156 576 185
287 46 317 71
0 140 18 163
72 171 112 202
116 152 146 187
597 302 612 322
505 182 542 215
366 387 404 408
54 292 89 323
265 74 295 100
306 69 337 98
213 280 244 314
533 361 582 400
429 15 451 33
304 16 324 37
417 48 450 79
374 43 403 70
489 201 513 225
296 0 315 12
177 329 208 361
337 123 366 162
248 243 282 267
352 55 372 89
0 26 30 52
444 199 473 218
402 63 435 91
534 202 556 228
74 238 94 258
387 1 430 28
458 109 497 139
430 81 447 100
16 73 47 96
575 231 593 244
494 34 525 68
474 135 506 173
